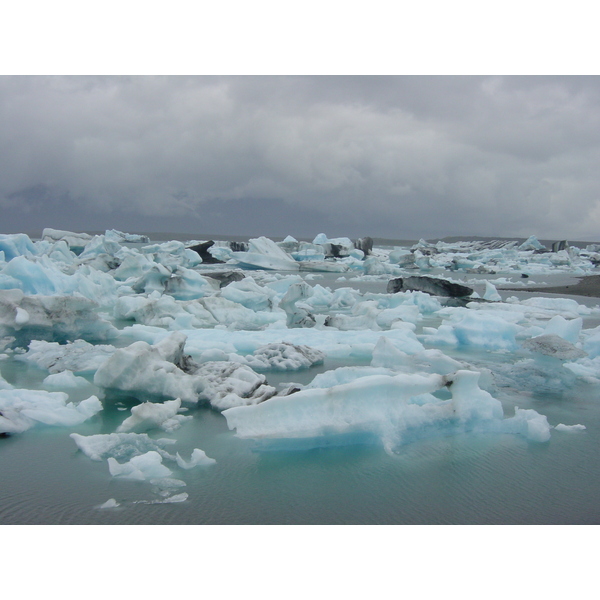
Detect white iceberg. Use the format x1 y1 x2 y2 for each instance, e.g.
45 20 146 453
1 390 102 434
176 448 216 469
117 398 192 433
108 450 173 480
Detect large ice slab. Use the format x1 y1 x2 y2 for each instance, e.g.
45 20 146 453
223 370 551 450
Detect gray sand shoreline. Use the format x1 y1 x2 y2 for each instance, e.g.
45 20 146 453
501 274 600 298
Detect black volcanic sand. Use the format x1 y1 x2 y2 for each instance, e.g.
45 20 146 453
502 275 600 298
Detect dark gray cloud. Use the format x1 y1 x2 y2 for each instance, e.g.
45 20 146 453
1 75 600 241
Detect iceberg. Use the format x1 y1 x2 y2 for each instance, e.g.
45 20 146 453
176 448 217 469
116 398 192 433
42 228 93 251
223 370 550 450
93 334 205 404
108 450 173 480
0 289 117 344
1 389 102 434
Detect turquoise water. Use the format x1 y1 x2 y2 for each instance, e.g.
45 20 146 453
2 349 599 525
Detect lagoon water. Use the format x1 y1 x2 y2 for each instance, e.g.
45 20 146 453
1 232 600 524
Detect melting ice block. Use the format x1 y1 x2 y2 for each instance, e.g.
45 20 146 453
176 448 216 468
116 398 192 433
231 236 299 271
93 334 205 404
223 370 550 449
108 450 173 480
193 361 277 410
1 390 102 434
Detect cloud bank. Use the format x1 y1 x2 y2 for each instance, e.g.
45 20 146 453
1 75 600 241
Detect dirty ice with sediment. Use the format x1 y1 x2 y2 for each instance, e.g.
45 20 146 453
1 228 600 523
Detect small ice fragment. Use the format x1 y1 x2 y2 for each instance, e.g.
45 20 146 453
159 492 188 503
176 448 217 469
555 423 586 432
107 450 173 480
97 498 120 509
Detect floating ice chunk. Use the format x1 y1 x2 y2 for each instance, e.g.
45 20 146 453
371 336 408 369
94 334 204 404
176 448 217 469
42 228 92 251
0 233 38 261
503 407 551 442
193 361 277 410
518 236 546 251
483 281 502 302
223 369 550 449
108 450 172 480
114 294 219 330
199 296 283 329
18 339 116 374
219 276 276 311
522 334 587 360
325 301 381 331
104 229 150 244
117 398 191 433
164 267 214 300
154 492 188 503
223 371 449 442
422 310 519 351
0 390 102 434
42 370 91 390
387 275 473 298
97 498 120 509
231 236 299 271
521 297 589 316
306 366 395 389
555 423 586 432
70 431 177 461
371 337 464 375
445 370 503 423
242 342 325 371
279 282 316 328
543 315 582 343
0 289 117 343
583 328 600 358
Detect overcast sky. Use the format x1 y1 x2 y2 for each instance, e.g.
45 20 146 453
2 75 600 241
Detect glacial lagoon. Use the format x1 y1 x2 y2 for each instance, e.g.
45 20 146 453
1 230 600 524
